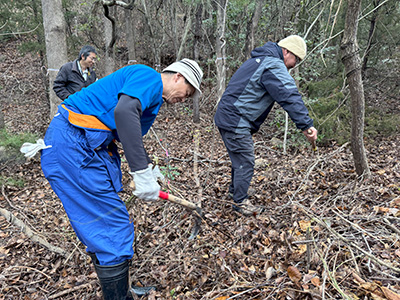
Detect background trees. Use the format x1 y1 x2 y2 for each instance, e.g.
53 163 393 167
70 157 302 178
1 2 399 299
0 0 399 160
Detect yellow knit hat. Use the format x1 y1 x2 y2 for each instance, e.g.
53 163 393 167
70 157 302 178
278 35 307 60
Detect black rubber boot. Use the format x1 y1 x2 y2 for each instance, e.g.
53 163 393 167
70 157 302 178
89 253 130 300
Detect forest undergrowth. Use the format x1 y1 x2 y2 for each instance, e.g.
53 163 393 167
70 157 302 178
1 39 399 300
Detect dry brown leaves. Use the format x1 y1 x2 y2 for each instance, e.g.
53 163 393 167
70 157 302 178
1 39 400 300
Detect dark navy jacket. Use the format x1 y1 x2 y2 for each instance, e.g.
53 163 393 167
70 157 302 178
53 59 97 100
214 42 313 134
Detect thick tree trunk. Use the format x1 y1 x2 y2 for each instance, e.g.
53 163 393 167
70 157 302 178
340 0 371 179
41 0 68 119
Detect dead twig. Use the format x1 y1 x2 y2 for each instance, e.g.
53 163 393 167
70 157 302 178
3 265 51 280
295 201 400 274
0 207 71 258
47 281 97 299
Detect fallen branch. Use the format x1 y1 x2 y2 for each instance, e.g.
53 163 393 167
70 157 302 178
48 281 97 299
294 201 400 274
4 265 51 279
0 207 71 258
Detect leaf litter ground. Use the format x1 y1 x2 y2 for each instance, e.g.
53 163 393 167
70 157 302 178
1 39 399 300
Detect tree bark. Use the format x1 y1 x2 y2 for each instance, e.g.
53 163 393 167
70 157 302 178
215 0 228 103
177 7 192 60
340 0 370 179
244 0 263 59
362 0 381 74
125 8 136 63
41 0 68 119
193 4 203 61
103 5 116 75
140 0 162 67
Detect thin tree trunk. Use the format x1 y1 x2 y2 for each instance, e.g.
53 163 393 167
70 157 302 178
125 8 136 63
192 4 203 123
103 5 116 75
177 6 192 60
140 0 162 67
193 4 203 61
340 0 370 179
41 0 68 119
170 0 178 57
362 0 381 74
215 0 228 103
244 0 263 59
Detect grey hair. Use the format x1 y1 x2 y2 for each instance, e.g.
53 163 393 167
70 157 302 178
78 45 97 61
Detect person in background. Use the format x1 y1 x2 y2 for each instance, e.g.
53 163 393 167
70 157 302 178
53 45 97 100
41 59 203 299
214 35 318 216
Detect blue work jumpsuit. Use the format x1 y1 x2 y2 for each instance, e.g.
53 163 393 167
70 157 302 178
41 65 163 265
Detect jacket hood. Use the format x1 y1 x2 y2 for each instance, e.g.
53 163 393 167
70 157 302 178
251 42 283 60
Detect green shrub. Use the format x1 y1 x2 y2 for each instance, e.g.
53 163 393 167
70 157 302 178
365 108 400 137
306 92 351 145
0 129 39 165
0 176 24 188
0 129 38 150
305 92 399 144
306 77 344 99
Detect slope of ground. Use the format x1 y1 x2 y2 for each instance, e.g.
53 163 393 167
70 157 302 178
1 39 399 300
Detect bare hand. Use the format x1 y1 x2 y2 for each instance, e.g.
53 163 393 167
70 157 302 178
303 127 317 142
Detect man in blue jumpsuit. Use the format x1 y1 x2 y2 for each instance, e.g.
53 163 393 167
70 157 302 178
40 59 203 299
214 35 318 216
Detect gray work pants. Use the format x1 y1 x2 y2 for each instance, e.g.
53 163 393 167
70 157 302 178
218 128 255 203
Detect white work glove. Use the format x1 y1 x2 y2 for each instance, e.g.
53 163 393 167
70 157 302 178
130 165 160 201
149 164 165 183
20 139 52 158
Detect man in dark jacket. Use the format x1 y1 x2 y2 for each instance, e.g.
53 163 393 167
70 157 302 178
53 45 97 100
214 35 318 216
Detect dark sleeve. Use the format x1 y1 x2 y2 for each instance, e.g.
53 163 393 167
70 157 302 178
114 94 151 172
53 64 71 101
261 69 313 131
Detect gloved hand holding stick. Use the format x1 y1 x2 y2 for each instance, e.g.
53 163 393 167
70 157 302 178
130 166 203 239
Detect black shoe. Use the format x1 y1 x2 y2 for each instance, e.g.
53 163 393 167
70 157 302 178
129 286 156 297
233 199 263 216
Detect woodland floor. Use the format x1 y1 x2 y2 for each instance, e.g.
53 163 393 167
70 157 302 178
1 39 400 300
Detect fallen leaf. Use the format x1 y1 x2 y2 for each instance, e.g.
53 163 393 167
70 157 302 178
395 249 400 258
311 277 321 287
390 197 400 208
265 267 275 280
287 266 302 283
381 286 400 300
299 220 311 232
296 244 307 255
374 206 390 214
